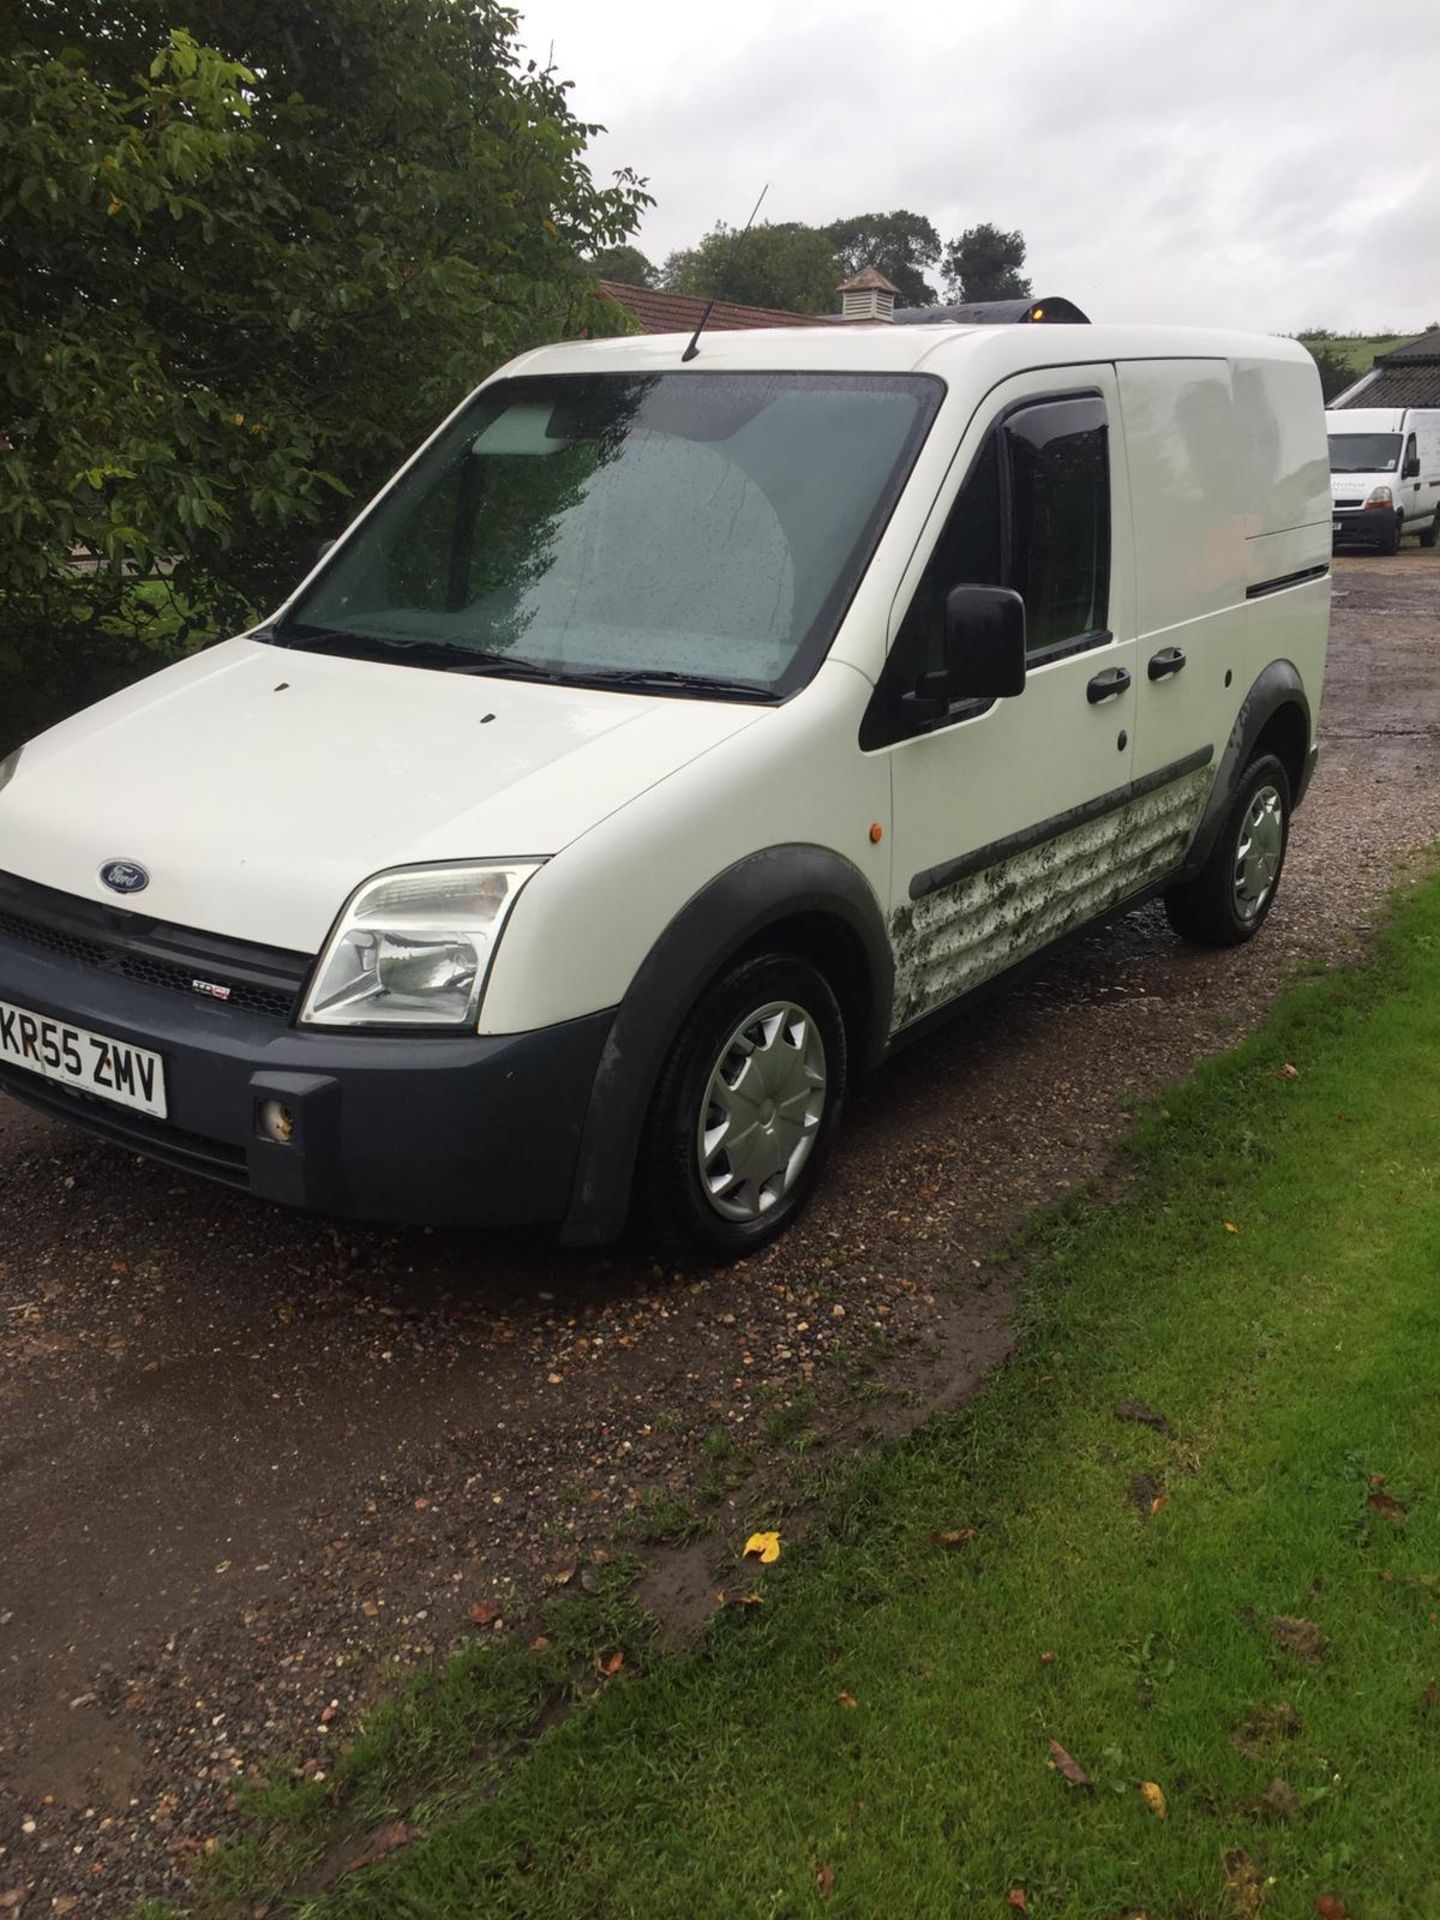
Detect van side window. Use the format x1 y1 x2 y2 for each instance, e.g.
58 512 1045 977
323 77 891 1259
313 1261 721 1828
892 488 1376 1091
889 432 1004 681
861 391 1110 749
1005 398 1110 657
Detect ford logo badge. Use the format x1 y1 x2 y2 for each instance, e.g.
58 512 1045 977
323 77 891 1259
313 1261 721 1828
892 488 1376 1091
100 859 150 896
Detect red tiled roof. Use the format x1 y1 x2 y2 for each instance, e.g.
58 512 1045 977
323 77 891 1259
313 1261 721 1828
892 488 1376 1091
599 280 817 334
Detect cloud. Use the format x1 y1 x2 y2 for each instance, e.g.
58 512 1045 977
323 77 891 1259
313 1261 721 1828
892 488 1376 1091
524 0 1440 331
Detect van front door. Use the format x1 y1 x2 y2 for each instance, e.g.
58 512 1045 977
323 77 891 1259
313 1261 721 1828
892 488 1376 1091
865 364 1159 1034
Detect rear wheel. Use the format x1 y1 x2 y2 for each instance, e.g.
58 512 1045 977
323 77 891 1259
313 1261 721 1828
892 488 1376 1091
1164 753 1291 948
1420 507 1440 550
637 953 847 1262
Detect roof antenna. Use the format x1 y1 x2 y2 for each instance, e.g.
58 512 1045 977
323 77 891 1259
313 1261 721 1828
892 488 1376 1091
681 182 770 363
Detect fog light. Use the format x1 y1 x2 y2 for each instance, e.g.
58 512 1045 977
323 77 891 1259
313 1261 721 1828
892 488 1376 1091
259 1099 295 1145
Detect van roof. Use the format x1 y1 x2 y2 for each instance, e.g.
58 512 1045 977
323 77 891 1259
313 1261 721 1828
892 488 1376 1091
513 323 1317 382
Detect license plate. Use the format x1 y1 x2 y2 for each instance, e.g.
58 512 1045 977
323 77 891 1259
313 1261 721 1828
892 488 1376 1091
1333 518 1341 532
0 997 167 1118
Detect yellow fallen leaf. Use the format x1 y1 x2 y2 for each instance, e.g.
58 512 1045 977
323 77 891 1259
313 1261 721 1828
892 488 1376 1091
106 194 124 216
1138 1779 1167 1819
1224 1221 1240 1234
743 1530 781 1564
835 1690 858 1709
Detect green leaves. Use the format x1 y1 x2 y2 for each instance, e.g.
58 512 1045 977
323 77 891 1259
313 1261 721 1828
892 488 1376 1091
1 1 650 745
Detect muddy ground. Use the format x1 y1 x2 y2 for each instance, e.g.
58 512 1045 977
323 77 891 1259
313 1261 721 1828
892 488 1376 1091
1 552 1437 1911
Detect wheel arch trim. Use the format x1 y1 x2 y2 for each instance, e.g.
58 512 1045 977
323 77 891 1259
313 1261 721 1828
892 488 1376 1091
1183 660 1312 877
558 844 892 1245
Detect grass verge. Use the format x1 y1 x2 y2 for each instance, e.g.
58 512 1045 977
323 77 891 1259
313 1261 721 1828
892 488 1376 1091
182 873 1440 1918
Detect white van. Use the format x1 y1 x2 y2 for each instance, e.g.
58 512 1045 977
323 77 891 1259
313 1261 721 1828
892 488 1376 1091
0 323 1330 1258
1327 405 1440 552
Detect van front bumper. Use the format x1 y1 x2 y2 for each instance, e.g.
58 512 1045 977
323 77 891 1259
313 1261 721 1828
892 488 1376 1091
1331 507 1398 547
0 934 613 1227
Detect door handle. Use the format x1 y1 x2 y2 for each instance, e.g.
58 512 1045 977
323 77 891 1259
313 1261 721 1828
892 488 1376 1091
1147 646 1186 681
1086 665 1131 704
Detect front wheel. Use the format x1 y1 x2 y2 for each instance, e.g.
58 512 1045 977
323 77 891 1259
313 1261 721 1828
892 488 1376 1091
636 953 847 1261
1420 507 1440 550
1164 753 1291 948
1379 511 1403 555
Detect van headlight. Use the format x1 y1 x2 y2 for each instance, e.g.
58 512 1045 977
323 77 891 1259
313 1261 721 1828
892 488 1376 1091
1366 485 1394 506
0 748 21 796
299 861 542 1029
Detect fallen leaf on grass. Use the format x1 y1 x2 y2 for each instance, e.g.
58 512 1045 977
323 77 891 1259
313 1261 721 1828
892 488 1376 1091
836 1691 858 1709
1137 1780 1166 1819
1278 1063 1300 1080
1315 1898 1349 1920
743 1530 781 1564
1113 1398 1175 1436
1224 1220 1240 1234
930 1528 978 1548
1269 1616 1326 1666
1366 1486 1407 1526
543 1564 576 1588
816 1865 835 1899
715 1590 764 1608
1421 1681 1438 1710
1222 1846 1264 1918
596 1650 625 1677
1129 1474 1166 1521
1007 1890 1027 1913
1048 1739 1093 1787
469 1600 501 1628
320 1818 420 1887
1039 1651 1056 1666
529 1635 550 1651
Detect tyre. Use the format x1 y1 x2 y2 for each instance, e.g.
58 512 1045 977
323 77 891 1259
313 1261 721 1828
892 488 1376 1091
1379 511 1402 555
1420 508 1440 550
1164 753 1291 948
637 952 847 1261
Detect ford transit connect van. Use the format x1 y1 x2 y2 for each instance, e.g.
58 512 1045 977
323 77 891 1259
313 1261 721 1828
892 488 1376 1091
0 323 1330 1257
1327 405 1440 552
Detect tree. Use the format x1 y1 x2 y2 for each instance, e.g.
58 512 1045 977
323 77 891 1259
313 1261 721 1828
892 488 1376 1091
0 0 649 742
590 244 658 288
662 221 838 316
942 223 1032 304
1301 339 1357 403
827 210 941 308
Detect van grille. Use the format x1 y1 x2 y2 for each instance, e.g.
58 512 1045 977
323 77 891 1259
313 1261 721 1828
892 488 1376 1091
0 870 311 1022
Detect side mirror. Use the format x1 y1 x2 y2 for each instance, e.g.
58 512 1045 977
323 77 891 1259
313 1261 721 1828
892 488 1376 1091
1405 455 1421 479
941 585 1027 700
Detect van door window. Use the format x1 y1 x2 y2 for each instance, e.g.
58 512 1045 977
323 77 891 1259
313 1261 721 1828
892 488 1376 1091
1004 396 1110 660
862 392 1110 747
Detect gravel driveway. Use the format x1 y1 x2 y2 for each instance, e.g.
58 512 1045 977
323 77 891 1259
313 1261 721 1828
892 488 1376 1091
2 553 1437 1912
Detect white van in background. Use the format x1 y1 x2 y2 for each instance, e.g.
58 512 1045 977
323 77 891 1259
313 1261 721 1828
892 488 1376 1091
0 322 1330 1258
1327 406 1440 552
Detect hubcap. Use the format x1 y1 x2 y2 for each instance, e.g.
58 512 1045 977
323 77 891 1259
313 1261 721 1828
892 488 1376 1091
697 1000 827 1223
1234 784 1284 920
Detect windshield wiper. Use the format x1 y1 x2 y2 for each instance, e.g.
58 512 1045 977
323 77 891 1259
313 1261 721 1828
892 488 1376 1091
270 628 558 678
575 667 774 701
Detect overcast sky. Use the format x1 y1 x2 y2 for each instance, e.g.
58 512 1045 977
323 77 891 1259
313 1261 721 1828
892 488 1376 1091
519 0 1439 334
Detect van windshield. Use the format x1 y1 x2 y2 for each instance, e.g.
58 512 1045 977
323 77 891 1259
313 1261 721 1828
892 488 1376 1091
273 370 941 699
1328 432 1402 473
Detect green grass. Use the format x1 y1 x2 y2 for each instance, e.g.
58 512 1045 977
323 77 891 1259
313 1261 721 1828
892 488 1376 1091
1299 332 1413 375
177 872 1440 1919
